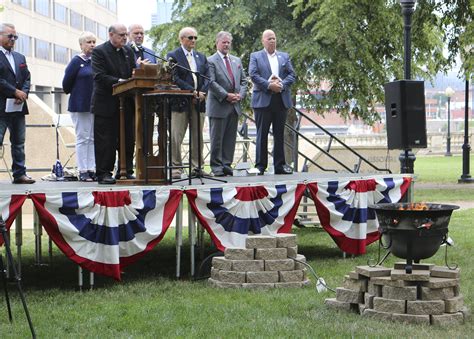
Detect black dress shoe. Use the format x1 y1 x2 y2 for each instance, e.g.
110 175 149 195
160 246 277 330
12 175 35 184
223 167 233 176
256 167 265 175
114 173 135 180
275 166 293 175
213 172 225 177
98 175 116 184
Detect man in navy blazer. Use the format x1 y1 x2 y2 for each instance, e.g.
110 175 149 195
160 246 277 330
127 24 157 65
0 23 35 184
166 27 209 178
249 29 296 175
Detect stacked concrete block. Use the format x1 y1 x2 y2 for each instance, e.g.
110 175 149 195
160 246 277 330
324 263 469 326
208 234 310 289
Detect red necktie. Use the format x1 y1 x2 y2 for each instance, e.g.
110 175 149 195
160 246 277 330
224 55 235 89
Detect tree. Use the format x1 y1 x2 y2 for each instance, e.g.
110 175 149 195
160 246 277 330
148 0 472 124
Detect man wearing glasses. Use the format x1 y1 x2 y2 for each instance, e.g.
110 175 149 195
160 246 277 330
91 23 136 184
166 27 209 179
0 23 35 184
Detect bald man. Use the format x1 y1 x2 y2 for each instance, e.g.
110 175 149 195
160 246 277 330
91 23 136 184
128 24 157 65
249 29 296 175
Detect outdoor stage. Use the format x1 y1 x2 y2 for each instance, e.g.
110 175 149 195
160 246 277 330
0 171 413 282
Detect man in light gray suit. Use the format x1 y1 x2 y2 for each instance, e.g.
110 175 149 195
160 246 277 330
206 31 248 176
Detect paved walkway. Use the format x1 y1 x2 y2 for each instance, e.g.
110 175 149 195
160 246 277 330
414 182 474 210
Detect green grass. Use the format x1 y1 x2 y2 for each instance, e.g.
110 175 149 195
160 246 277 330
414 155 474 183
0 155 473 337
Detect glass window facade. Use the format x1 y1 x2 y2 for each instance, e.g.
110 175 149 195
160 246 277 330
35 38 51 60
84 17 96 35
16 34 32 57
97 24 107 40
108 0 117 13
35 0 50 17
54 2 68 24
70 10 83 30
54 45 69 64
12 0 31 9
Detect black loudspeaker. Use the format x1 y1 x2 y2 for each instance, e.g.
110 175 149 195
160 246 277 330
384 80 427 149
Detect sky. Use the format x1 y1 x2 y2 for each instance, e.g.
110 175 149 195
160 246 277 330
117 0 157 30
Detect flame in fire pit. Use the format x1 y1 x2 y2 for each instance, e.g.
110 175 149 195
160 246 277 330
398 202 429 211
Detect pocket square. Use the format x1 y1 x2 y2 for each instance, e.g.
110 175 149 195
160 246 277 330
19 63 27 68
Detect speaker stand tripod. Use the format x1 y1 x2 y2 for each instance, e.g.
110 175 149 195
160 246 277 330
0 218 36 338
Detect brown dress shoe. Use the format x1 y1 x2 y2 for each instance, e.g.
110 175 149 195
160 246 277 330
12 175 35 184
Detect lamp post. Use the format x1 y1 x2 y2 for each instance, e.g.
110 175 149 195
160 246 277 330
399 0 416 174
458 50 473 183
445 86 455 157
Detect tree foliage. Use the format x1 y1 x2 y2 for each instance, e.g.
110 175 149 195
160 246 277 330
148 0 472 124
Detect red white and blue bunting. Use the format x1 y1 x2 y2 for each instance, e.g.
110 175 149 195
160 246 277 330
307 177 411 255
0 194 27 245
186 184 306 251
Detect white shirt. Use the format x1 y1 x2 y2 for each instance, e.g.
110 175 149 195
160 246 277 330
181 46 197 89
0 46 16 75
265 48 279 80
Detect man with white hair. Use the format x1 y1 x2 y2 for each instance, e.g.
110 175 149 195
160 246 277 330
127 24 157 64
0 23 34 184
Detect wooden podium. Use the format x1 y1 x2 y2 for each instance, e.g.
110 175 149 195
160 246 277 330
112 64 193 184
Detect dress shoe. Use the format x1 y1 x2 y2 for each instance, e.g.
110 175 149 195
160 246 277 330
212 171 225 177
114 173 135 180
223 166 234 176
274 165 293 175
191 168 208 177
172 171 182 179
12 175 35 184
256 167 265 175
98 175 116 185
88 171 97 181
79 172 94 182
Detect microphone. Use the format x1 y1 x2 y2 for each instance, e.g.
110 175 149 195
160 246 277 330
130 41 140 53
168 56 177 68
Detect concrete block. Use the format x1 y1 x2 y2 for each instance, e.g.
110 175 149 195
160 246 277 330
445 295 464 313
275 281 306 288
430 266 460 279
420 277 459 289
394 262 434 271
255 247 287 260
431 312 464 326
336 287 364 304
224 248 254 260
286 246 298 258
245 235 277 249
325 298 352 311
294 254 307 270
242 283 275 289
454 284 460 296
421 287 455 301
212 256 232 270
210 268 220 280
343 275 368 292
279 270 304 282
382 285 417 301
274 233 297 248
407 300 445 315
364 293 374 309
391 269 430 281
265 259 295 271
219 270 246 283
356 265 391 278
208 278 242 289
349 271 362 280
246 271 279 284
373 297 406 314
362 309 392 321
231 260 264 272
358 303 368 315
392 313 430 325
368 282 382 297
371 276 408 288
461 306 471 322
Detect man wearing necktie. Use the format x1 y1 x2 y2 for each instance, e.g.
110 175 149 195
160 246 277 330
127 24 157 65
166 27 209 179
249 29 296 175
91 23 136 184
0 23 35 184
206 31 248 177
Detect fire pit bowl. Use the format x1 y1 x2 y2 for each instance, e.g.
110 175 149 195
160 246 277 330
370 203 459 272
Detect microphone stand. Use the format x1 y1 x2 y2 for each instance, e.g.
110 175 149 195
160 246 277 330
133 45 226 184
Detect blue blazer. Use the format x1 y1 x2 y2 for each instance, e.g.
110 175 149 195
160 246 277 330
166 47 209 112
249 49 296 109
0 50 30 116
128 43 157 65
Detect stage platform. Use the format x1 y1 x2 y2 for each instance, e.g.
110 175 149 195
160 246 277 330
0 171 413 284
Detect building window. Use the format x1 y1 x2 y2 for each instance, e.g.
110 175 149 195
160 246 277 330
97 0 107 7
108 0 117 13
97 24 107 40
54 45 69 64
84 17 96 35
35 38 51 61
35 0 50 17
12 0 31 9
16 34 32 57
54 2 68 24
70 10 83 30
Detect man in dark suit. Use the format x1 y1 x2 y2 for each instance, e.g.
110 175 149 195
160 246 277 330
249 29 296 175
206 31 247 177
166 27 209 179
91 23 136 184
0 23 34 184
127 24 157 65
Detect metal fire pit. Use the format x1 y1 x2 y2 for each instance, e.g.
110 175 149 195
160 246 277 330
370 203 459 273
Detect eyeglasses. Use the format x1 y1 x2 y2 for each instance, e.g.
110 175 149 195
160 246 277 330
116 33 127 37
2 34 18 41
187 36 198 41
